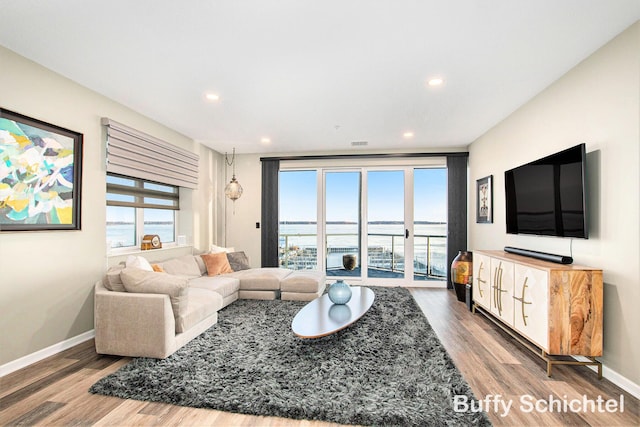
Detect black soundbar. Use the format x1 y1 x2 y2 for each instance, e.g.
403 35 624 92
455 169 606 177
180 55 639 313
504 246 573 264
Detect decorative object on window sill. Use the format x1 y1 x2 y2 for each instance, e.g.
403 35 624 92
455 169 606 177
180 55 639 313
328 279 352 305
451 250 473 302
224 148 243 202
141 234 162 250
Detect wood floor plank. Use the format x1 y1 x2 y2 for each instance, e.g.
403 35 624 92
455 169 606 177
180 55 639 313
3 401 65 426
0 358 77 399
0 288 637 426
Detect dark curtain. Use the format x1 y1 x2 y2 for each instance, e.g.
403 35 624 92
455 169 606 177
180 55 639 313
446 155 468 289
261 158 280 267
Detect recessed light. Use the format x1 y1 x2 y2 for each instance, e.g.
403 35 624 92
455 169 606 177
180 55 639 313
260 137 271 144
205 93 220 101
427 78 444 87
403 131 414 138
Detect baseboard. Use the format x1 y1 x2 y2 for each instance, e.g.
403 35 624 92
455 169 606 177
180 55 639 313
573 356 640 399
0 330 95 378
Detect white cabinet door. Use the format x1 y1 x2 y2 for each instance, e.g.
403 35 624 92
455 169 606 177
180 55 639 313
513 265 549 349
472 253 491 310
490 259 514 327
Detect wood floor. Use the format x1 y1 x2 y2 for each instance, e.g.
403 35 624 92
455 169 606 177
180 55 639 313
1 288 638 426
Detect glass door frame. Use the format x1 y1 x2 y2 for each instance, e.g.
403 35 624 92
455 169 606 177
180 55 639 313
280 158 448 288
360 166 414 286
319 166 444 287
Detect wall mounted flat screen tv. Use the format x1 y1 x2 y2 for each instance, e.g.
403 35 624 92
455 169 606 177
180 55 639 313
505 143 588 238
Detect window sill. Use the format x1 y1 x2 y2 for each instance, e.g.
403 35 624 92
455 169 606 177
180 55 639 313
107 244 193 258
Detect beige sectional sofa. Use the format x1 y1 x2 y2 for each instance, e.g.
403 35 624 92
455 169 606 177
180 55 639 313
94 253 325 359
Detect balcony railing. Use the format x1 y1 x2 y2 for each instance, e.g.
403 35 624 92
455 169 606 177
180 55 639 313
279 232 447 280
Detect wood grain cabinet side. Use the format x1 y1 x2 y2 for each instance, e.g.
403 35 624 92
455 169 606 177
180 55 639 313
472 250 602 358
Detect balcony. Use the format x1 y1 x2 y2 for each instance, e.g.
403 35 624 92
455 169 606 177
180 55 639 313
279 232 447 281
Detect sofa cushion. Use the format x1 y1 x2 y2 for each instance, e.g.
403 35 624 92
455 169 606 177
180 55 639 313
178 287 223 333
227 251 250 271
188 275 240 300
160 255 201 278
230 268 292 291
104 266 126 292
194 254 208 276
120 268 188 333
125 255 153 271
280 271 326 293
201 252 233 276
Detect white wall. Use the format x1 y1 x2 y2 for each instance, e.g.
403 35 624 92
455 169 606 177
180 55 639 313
469 22 639 386
221 153 264 266
0 45 221 366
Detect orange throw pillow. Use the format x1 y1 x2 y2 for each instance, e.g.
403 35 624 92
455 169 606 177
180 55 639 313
151 264 165 272
201 252 233 276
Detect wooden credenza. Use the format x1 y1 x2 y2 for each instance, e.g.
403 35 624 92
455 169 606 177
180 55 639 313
472 250 603 377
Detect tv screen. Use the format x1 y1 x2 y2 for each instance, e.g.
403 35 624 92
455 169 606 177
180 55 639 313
505 143 588 238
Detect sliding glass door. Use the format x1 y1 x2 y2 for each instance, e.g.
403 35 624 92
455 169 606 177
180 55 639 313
279 164 447 286
413 168 448 281
325 171 361 278
366 170 406 280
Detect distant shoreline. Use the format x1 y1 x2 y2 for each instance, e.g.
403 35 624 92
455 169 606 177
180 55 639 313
108 220 446 225
280 220 446 225
107 221 173 225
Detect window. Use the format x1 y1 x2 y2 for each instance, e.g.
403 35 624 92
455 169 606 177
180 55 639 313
279 170 317 269
106 173 178 249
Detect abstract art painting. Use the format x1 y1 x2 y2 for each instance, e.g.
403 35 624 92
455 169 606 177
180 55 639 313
0 108 83 231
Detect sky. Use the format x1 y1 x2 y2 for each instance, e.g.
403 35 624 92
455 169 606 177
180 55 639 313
279 168 447 223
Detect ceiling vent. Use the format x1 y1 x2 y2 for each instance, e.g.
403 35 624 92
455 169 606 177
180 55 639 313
351 141 368 147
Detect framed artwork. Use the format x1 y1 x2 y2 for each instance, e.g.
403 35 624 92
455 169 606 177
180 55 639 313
476 175 493 223
0 108 83 231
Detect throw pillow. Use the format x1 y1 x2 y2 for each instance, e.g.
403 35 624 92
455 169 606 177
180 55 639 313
125 255 154 272
151 264 164 272
161 255 201 277
210 244 235 254
193 253 208 276
201 252 233 276
120 268 188 333
104 265 126 292
226 251 251 271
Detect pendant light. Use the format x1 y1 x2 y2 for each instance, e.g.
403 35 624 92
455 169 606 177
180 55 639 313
224 148 243 201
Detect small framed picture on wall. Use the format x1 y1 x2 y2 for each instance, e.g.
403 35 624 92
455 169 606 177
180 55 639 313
476 175 493 223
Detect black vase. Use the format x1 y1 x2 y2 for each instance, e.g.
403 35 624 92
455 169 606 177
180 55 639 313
342 254 357 270
451 251 472 302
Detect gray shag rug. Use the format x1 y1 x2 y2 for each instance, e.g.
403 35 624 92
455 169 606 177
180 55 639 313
90 287 491 426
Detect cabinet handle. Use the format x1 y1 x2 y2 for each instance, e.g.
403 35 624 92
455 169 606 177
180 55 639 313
477 262 485 298
492 262 505 315
491 267 499 308
513 277 532 326
497 266 503 315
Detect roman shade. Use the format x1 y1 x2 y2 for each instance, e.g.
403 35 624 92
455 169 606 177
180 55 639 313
102 118 199 189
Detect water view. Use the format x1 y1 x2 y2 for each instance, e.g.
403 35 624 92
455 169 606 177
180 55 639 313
107 223 174 248
279 221 447 280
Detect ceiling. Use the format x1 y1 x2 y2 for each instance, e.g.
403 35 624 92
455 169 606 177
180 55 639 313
1 1 638 155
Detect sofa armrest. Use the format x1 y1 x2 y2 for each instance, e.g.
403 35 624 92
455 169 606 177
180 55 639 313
94 281 176 358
